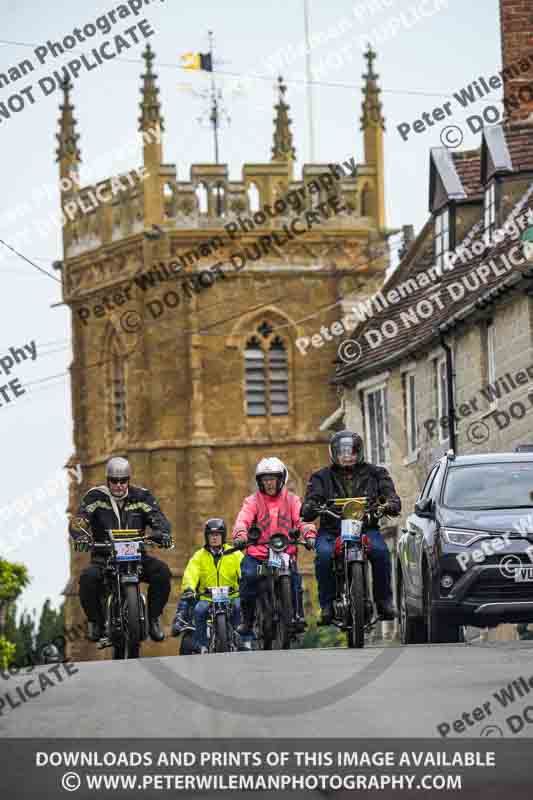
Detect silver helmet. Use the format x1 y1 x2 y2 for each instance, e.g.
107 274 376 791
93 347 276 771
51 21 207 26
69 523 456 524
255 457 288 495
106 456 131 497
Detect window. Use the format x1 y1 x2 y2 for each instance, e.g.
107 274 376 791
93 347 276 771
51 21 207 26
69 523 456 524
112 346 127 433
363 384 389 465
244 325 289 417
485 320 496 409
434 208 450 272
484 181 496 236
420 464 439 501
434 356 449 444
402 371 417 457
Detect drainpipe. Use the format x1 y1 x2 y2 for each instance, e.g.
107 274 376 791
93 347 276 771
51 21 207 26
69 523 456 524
440 333 457 455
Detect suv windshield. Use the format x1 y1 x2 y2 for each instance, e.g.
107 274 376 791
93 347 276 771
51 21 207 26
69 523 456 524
442 462 533 509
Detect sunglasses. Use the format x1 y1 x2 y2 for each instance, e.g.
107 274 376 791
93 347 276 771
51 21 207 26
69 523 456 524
108 477 129 485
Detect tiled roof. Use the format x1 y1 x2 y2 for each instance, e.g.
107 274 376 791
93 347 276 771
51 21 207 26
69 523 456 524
334 183 533 386
451 149 482 197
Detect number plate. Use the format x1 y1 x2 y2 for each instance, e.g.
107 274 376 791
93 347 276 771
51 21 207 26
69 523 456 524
514 566 533 582
211 586 230 602
341 519 363 542
114 541 141 561
267 551 283 568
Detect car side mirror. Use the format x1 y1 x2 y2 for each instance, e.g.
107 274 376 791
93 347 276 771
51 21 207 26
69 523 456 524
415 497 433 517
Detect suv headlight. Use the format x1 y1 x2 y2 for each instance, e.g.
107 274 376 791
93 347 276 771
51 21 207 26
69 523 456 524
441 528 490 547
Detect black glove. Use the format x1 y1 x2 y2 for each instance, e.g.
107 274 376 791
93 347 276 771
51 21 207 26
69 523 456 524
151 530 172 548
301 501 320 522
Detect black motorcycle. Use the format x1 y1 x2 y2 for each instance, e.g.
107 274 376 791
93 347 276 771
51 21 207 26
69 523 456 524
317 497 389 649
74 528 171 660
244 527 309 651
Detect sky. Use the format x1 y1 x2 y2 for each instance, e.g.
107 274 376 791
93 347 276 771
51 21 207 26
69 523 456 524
0 0 502 619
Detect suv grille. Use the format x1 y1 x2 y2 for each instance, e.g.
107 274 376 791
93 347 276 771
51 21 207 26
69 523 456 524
466 566 533 604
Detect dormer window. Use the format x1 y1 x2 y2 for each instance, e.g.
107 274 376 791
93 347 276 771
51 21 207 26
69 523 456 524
484 181 496 236
434 208 450 272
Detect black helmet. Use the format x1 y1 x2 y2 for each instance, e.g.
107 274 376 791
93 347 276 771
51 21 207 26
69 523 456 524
204 518 227 546
329 430 364 467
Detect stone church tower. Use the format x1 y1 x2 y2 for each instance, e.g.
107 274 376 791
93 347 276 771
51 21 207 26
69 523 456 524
60 45 391 660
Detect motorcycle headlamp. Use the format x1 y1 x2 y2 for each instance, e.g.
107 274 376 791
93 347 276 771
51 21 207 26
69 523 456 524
441 528 491 547
270 533 289 552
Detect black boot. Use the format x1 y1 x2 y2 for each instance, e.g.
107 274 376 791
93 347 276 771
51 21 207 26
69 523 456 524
237 600 255 636
87 621 103 642
149 617 165 642
294 591 307 633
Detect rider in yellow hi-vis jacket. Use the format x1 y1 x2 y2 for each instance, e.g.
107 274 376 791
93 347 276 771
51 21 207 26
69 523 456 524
171 518 243 653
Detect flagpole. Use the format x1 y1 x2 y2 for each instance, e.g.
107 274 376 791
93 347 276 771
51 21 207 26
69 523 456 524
303 0 315 162
207 30 220 165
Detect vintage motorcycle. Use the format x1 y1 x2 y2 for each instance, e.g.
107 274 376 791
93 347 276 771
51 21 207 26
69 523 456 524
179 546 243 656
243 526 310 651
74 528 172 660
316 497 390 649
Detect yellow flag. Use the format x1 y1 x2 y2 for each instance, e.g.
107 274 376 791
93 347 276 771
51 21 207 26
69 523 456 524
181 53 201 70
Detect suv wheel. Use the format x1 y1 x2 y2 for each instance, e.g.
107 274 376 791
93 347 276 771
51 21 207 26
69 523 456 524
399 573 426 644
424 566 463 644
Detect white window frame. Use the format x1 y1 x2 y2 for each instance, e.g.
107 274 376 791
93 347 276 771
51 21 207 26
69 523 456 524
486 320 497 411
363 382 390 466
403 370 418 461
484 181 496 237
435 208 450 273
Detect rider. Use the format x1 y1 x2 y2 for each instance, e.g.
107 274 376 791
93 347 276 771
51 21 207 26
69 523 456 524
301 431 400 625
171 518 243 654
68 456 173 643
232 457 317 637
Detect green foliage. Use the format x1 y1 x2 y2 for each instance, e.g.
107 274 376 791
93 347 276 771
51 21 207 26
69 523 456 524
35 600 65 657
0 558 30 604
0 635 16 669
294 619 345 649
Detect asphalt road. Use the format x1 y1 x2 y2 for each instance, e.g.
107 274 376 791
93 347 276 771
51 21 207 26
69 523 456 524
2 639 533 738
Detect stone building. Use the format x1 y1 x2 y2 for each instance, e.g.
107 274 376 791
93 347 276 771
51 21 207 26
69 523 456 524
334 0 533 641
59 44 394 660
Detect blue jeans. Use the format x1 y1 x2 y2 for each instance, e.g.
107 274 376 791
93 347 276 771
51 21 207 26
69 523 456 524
192 598 241 650
240 555 302 610
315 528 392 610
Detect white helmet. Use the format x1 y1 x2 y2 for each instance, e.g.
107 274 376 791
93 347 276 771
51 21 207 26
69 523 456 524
255 457 288 495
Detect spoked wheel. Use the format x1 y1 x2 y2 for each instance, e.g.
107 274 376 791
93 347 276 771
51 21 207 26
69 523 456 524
273 576 293 650
347 563 365 649
214 613 229 653
109 596 125 660
123 584 141 659
399 574 426 645
256 594 273 650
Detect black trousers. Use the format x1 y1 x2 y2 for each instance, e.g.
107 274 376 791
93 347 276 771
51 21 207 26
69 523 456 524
79 555 171 625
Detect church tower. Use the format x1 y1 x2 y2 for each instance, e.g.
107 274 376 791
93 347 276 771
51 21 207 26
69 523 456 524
61 47 392 660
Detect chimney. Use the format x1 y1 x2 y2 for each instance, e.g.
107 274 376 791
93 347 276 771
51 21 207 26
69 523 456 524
500 0 533 123
399 224 415 260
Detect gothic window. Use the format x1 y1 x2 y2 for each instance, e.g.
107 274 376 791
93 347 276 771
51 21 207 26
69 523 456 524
214 183 226 217
484 181 496 236
195 182 209 214
244 324 289 417
111 338 127 433
361 184 371 217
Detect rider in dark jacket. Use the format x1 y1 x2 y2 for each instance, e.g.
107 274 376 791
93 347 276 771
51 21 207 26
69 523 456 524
301 431 400 625
69 456 173 643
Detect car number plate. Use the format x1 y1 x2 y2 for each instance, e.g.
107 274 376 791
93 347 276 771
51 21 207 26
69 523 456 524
514 566 533 582
211 586 230 602
114 541 141 561
341 519 363 542
267 551 283 568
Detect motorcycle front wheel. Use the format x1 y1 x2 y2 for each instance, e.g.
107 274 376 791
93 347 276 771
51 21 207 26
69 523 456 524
214 613 229 653
347 562 365 649
123 584 141 659
274 575 293 650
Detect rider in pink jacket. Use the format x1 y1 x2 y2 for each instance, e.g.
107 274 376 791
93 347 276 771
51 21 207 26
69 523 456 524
232 457 316 636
